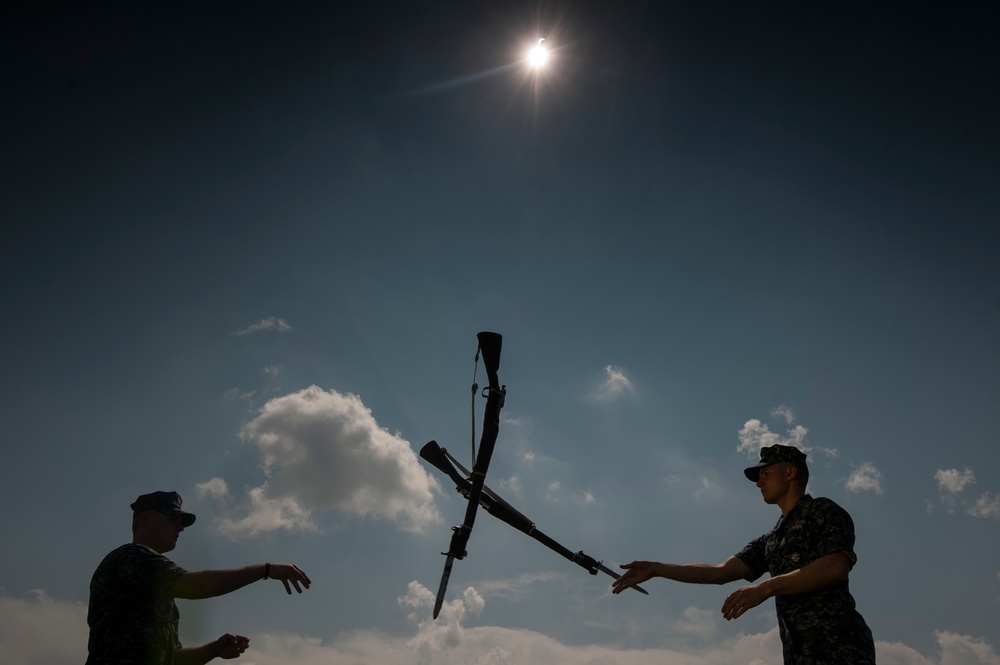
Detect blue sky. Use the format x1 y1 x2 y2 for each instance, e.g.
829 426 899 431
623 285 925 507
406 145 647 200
2 2 999 663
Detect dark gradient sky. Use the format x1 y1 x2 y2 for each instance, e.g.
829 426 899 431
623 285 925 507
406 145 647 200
2 2 999 663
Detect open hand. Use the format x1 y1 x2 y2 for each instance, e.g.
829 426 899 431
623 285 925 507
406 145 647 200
612 561 656 595
267 562 312 594
721 583 768 620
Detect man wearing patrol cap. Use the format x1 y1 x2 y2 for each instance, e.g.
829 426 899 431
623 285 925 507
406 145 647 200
86 491 312 665
612 445 876 664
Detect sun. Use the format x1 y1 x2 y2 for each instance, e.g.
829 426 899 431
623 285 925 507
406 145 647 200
526 38 549 69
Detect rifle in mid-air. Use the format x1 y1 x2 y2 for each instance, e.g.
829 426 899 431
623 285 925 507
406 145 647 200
426 332 646 619
430 331 506 619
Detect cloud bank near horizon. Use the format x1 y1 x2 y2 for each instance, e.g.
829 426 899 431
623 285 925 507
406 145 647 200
2 589 997 665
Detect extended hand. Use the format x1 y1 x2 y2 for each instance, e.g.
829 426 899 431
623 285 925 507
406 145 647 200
612 561 655 595
721 583 769 620
214 633 249 659
267 562 312 594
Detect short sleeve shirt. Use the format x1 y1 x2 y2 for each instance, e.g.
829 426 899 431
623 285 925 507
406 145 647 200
735 495 876 665
85 544 188 665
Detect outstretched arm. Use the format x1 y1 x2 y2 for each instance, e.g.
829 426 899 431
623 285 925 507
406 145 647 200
171 562 311 600
720 552 851 620
174 633 249 665
612 556 751 594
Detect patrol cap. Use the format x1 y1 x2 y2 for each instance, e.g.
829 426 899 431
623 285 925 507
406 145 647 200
743 444 808 482
130 491 196 527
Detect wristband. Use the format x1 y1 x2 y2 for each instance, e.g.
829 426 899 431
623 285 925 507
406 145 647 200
263 563 271 580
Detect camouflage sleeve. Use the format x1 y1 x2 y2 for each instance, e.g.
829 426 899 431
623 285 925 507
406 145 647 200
124 546 189 599
735 535 768 582
809 498 858 569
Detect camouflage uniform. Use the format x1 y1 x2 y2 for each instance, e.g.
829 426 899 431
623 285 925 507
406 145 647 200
736 495 876 665
85 543 188 665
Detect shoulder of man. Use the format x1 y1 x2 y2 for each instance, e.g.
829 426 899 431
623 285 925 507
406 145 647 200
97 544 184 581
806 496 854 520
799 496 860 566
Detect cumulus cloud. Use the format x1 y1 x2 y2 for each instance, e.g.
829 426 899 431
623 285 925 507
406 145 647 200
933 631 1000 665
933 468 999 519
0 591 88 665
219 486 318 535
398 581 485 661
196 477 229 500
771 405 795 424
211 386 441 536
736 407 837 461
846 463 884 495
673 607 720 641
737 420 809 458
592 365 635 402
969 493 1000 520
936 468 976 494
232 316 292 336
2 590 998 665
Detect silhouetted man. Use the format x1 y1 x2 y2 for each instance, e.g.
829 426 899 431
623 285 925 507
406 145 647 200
613 445 876 664
86 491 312 664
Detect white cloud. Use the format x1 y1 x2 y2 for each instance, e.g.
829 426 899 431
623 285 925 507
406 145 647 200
2 590 998 665
233 317 292 336
846 463 884 495
875 639 936 665
398 581 485 662
214 386 441 536
673 606 720 641
196 477 229 500
968 492 1000 520
474 572 566 603
771 405 795 424
0 591 88 665
936 468 976 494
933 631 1000 665
736 410 837 461
219 486 317 536
592 365 635 402
263 364 282 377
223 387 256 403
693 475 721 501
498 474 525 500
933 469 1000 520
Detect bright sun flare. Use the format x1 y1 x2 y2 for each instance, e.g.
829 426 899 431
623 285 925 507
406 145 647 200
527 39 549 69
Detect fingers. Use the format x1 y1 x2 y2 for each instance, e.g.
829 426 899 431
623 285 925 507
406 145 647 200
216 633 250 659
269 563 312 594
721 586 762 621
611 561 646 595
611 576 633 595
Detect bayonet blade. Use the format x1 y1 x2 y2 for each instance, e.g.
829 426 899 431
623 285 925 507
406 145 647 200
433 554 455 619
